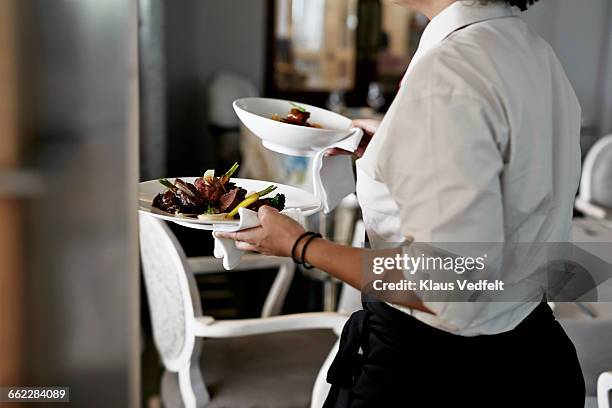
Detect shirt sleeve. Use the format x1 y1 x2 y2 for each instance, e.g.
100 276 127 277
376 92 506 244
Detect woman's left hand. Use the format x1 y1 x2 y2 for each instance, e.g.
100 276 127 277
214 206 306 257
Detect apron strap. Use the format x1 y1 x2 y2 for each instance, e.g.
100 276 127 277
323 308 371 407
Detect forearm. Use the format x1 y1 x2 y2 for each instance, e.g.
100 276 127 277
299 238 363 288
214 207 432 314
298 238 433 314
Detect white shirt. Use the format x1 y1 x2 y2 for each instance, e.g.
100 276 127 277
355 1 581 336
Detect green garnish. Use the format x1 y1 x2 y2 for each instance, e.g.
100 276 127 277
268 193 286 210
202 204 220 215
256 185 277 198
220 162 239 184
158 178 176 190
290 102 307 113
224 162 239 179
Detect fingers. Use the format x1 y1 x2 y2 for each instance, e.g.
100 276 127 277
258 205 278 222
235 241 258 252
258 205 278 215
215 208 279 243
214 228 258 243
351 118 381 135
213 231 261 252
213 231 235 240
325 147 353 157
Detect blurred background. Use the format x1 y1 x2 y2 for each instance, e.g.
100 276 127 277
1 0 612 407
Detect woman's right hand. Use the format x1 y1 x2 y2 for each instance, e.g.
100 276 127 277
326 118 381 158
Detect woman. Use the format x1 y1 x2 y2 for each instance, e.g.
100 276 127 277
217 0 585 406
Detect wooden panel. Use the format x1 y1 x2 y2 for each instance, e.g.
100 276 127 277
0 0 23 392
0 0 19 166
0 199 22 386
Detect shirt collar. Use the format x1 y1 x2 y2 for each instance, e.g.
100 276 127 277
418 1 515 56
401 0 515 83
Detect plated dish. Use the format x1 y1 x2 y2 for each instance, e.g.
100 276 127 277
139 174 320 229
151 163 285 221
233 97 359 156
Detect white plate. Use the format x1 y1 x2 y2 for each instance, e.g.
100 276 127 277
138 177 321 230
233 97 358 156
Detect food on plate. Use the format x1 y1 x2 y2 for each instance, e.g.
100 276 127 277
219 187 247 213
151 163 286 220
246 193 286 212
227 185 278 218
271 102 322 128
155 178 206 214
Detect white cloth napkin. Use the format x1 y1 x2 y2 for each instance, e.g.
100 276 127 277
213 207 305 270
312 128 364 214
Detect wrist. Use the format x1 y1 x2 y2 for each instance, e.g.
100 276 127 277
277 225 304 257
291 232 322 268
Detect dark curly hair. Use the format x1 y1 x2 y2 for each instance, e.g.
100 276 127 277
478 0 540 11
505 0 539 11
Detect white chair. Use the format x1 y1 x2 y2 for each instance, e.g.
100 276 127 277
139 214 347 408
187 253 295 319
599 371 612 408
558 318 612 408
575 134 612 221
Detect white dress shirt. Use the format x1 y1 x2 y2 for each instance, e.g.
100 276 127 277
355 1 581 335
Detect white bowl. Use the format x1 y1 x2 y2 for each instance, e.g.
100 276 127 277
233 97 356 156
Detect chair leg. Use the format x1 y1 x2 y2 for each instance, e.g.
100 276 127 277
261 261 295 318
178 358 210 408
598 371 612 408
310 338 340 408
161 370 182 408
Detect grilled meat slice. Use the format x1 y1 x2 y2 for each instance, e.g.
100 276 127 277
219 187 247 213
174 178 206 209
282 108 310 126
152 190 181 213
194 177 227 204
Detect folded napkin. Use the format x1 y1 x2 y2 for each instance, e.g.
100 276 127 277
312 128 364 213
213 207 305 270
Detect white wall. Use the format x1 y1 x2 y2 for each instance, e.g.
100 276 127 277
522 0 612 135
162 0 268 174
600 8 612 135
196 0 267 92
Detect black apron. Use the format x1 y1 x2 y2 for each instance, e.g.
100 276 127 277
323 299 585 407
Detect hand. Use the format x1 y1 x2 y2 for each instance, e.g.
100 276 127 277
214 206 306 257
326 118 381 158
